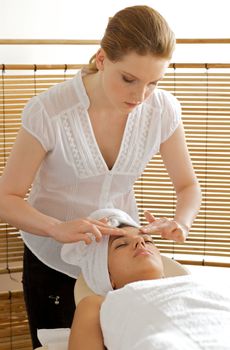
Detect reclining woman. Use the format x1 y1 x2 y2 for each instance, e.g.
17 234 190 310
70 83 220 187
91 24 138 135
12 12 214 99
61 209 230 350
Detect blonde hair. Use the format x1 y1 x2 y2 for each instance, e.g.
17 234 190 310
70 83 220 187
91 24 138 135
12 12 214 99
85 5 175 74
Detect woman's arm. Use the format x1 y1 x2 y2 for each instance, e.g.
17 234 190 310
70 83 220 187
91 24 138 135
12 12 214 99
0 127 57 235
0 128 124 243
141 122 202 242
160 122 201 228
68 295 105 350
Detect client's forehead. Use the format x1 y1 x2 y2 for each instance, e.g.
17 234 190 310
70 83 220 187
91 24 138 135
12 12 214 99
109 226 141 245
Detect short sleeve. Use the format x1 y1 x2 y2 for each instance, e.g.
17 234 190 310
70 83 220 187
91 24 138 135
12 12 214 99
22 96 55 151
160 91 181 143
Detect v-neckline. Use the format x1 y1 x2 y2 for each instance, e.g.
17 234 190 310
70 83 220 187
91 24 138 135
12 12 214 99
84 110 133 172
75 70 136 173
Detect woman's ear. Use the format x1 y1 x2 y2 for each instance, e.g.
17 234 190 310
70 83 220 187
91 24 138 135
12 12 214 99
95 48 106 71
109 271 116 289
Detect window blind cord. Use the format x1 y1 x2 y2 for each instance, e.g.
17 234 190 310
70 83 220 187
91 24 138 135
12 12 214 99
172 63 177 258
203 63 209 266
1 66 21 283
1 65 9 273
64 64 68 81
8 290 13 350
34 64 37 96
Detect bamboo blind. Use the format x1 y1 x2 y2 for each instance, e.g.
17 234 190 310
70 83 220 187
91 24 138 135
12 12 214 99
0 46 230 349
1 63 229 271
0 291 32 350
137 64 230 268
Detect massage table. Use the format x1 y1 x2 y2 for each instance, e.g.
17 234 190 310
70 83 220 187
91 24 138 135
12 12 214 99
35 256 190 349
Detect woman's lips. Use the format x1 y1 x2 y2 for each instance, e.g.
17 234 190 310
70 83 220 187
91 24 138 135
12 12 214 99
125 102 139 108
134 248 152 257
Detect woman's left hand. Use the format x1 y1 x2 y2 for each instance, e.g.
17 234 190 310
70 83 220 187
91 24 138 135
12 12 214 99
140 211 188 243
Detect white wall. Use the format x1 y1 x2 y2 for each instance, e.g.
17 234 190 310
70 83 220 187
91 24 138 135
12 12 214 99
0 0 230 63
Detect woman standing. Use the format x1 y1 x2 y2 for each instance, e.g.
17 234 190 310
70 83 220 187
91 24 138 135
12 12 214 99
0 5 201 348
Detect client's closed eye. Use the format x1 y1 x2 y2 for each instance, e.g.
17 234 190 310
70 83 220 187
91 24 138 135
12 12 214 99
115 243 128 249
145 239 154 244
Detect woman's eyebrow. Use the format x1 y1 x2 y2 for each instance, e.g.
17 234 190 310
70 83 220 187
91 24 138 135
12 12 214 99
110 235 126 245
121 71 138 79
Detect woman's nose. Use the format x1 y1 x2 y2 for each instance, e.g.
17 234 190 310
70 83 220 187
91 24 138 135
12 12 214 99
131 87 146 103
133 236 146 249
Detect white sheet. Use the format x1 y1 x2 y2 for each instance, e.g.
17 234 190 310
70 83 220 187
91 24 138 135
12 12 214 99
37 328 70 350
100 275 230 350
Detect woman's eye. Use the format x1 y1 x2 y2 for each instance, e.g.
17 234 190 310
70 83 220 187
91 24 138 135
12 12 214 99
115 243 127 249
145 240 154 244
122 76 135 83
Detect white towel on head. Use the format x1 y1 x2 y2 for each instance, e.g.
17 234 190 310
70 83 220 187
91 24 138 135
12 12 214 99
61 208 140 295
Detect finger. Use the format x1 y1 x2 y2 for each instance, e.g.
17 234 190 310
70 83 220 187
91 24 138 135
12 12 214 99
144 210 156 223
74 233 94 245
99 217 109 224
140 225 162 234
140 219 164 233
88 219 110 227
100 226 127 236
81 223 103 242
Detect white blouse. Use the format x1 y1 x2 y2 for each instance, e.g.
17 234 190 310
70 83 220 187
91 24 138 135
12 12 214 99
21 70 181 277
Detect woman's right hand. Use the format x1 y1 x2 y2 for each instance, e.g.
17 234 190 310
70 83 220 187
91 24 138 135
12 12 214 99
48 218 125 244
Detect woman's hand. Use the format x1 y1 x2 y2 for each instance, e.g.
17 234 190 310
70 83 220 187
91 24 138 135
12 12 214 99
48 217 125 244
140 211 188 243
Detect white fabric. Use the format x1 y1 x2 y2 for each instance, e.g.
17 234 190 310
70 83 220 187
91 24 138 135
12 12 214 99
37 328 69 350
61 208 139 295
20 69 181 277
100 275 230 350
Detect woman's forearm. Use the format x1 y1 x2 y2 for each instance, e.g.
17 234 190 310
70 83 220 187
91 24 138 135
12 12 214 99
0 193 123 244
0 193 61 236
174 181 202 231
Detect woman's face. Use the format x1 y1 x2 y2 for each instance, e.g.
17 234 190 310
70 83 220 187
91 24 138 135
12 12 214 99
96 50 169 114
108 227 164 289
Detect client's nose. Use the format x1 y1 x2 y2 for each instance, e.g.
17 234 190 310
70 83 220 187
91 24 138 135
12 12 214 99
133 235 146 249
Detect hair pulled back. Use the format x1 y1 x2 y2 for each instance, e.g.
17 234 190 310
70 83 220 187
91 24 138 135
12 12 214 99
86 5 175 73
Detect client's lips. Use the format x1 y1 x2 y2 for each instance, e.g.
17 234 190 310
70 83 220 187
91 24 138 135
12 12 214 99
134 248 152 258
125 102 139 108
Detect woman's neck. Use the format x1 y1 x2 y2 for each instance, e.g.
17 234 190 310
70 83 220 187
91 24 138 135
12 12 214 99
82 72 127 118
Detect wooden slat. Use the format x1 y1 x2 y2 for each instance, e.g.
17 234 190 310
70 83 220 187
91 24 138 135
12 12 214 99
0 38 229 46
0 290 32 350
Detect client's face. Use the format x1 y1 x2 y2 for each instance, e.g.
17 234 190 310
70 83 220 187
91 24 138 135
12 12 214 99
108 227 164 289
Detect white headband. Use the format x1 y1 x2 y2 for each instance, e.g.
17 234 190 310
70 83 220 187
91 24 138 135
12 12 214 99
61 209 140 295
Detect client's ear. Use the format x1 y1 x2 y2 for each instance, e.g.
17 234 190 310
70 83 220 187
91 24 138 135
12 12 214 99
109 272 116 289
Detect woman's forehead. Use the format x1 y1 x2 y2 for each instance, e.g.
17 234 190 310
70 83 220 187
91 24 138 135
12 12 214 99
113 52 169 82
109 227 151 245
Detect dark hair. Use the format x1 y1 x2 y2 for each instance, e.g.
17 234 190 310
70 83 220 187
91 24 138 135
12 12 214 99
86 5 175 73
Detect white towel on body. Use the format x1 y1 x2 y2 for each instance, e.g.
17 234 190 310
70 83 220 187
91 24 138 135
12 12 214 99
100 275 230 350
61 208 139 295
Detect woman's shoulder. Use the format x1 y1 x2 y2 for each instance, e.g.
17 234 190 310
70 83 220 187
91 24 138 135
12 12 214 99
29 72 84 118
77 295 105 312
76 295 105 322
